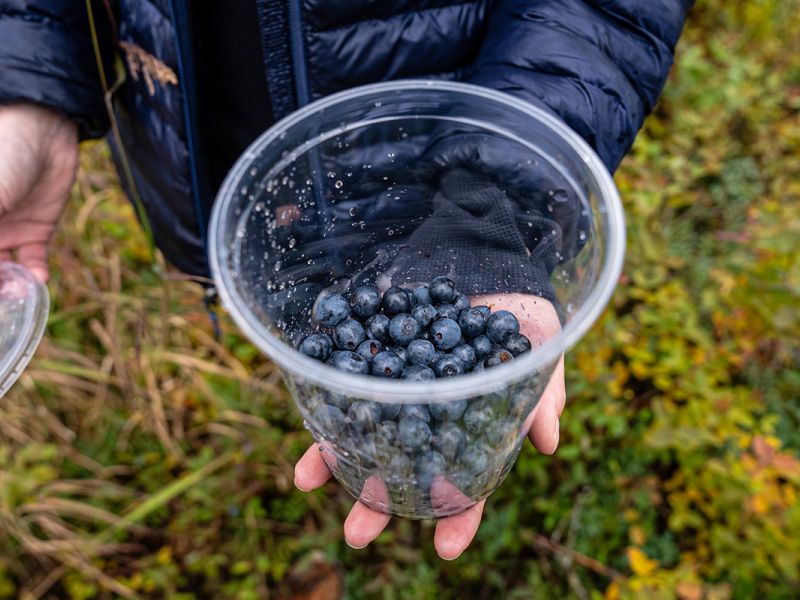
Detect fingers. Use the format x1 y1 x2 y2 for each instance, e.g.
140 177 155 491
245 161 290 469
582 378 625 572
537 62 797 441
294 444 333 492
530 402 559 455
343 476 392 549
0 222 56 283
17 242 49 283
548 356 567 417
528 355 566 455
434 499 486 560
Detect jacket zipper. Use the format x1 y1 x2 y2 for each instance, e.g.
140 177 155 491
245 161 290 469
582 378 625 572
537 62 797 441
286 0 330 228
167 0 209 263
287 0 311 106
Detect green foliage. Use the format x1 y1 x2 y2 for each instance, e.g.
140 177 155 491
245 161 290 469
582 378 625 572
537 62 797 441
0 1 798 597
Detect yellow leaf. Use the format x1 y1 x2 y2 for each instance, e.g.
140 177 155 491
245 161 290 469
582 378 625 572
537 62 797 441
627 547 658 576
605 580 620 600
156 545 172 565
630 525 647 546
750 494 769 515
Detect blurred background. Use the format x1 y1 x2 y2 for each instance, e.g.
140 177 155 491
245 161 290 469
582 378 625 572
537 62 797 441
1 1 799 598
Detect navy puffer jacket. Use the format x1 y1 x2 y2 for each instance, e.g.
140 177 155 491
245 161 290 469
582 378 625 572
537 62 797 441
0 0 693 278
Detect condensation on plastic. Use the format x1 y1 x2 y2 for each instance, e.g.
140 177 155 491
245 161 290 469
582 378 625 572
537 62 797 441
0 263 49 398
208 81 626 518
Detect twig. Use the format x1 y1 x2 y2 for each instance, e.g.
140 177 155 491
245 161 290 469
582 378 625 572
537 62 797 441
529 533 622 580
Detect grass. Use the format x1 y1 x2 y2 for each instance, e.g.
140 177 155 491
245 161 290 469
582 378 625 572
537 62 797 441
1 1 799 598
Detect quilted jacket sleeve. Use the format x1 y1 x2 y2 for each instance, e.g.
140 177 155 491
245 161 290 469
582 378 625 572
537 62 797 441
0 1 117 139
393 0 694 299
466 0 694 171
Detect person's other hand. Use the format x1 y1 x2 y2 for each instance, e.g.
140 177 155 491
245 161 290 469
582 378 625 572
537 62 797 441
294 293 565 560
0 103 78 282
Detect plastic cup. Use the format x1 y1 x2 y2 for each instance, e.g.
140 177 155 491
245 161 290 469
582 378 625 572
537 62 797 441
0 262 49 398
209 81 625 519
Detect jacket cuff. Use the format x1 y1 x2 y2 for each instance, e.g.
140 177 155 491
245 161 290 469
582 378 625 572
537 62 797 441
390 169 558 303
0 15 112 139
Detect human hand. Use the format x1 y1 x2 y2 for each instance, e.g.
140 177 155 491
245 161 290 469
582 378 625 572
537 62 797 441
0 103 78 282
294 293 565 560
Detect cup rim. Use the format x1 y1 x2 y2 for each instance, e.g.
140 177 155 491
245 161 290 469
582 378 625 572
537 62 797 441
209 80 625 403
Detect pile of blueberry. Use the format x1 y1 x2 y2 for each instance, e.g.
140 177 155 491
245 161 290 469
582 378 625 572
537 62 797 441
293 277 539 517
298 276 532 378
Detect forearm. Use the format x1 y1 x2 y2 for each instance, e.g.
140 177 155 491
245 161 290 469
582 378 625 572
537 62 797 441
464 0 694 171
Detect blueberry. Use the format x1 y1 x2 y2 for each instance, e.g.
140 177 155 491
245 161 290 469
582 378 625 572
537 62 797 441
329 351 369 375
382 286 412 316
462 401 495 435
458 308 486 339
406 339 437 366
460 444 490 475
429 276 456 304
472 361 485 373
402 365 436 381
333 318 366 350
429 399 467 422
385 452 413 483
376 420 398 444
414 285 432 305
471 335 493 360
371 351 405 378
416 451 446 490
365 314 391 344
348 401 382 432
508 389 535 417
349 286 381 319
504 333 532 356
355 339 383 361
403 287 417 308
299 333 333 361
357 433 379 464
486 310 520 343
433 422 466 461
386 346 407 363
389 313 421 345
325 393 351 412
485 349 514 368
473 305 491 319
484 419 514 447
451 344 477 370
319 404 347 436
435 303 459 321
398 416 432 450
381 403 402 420
453 294 471 312
432 354 465 378
400 404 432 423
412 303 438 329
430 318 462 351
314 294 350 327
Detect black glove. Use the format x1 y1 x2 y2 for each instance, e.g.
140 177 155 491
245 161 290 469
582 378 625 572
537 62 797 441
390 168 561 302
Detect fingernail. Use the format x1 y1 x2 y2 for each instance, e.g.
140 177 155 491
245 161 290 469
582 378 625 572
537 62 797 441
552 419 560 449
346 539 368 550
294 477 311 492
441 550 464 561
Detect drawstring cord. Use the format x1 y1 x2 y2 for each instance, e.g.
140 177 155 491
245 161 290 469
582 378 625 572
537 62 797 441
203 286 222 341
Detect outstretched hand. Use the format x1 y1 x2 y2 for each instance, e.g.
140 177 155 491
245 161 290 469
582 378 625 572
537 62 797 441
294 293 565 560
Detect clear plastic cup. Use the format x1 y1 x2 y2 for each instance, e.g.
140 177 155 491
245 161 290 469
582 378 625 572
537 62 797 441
0 262 49 398
209 81 625 519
